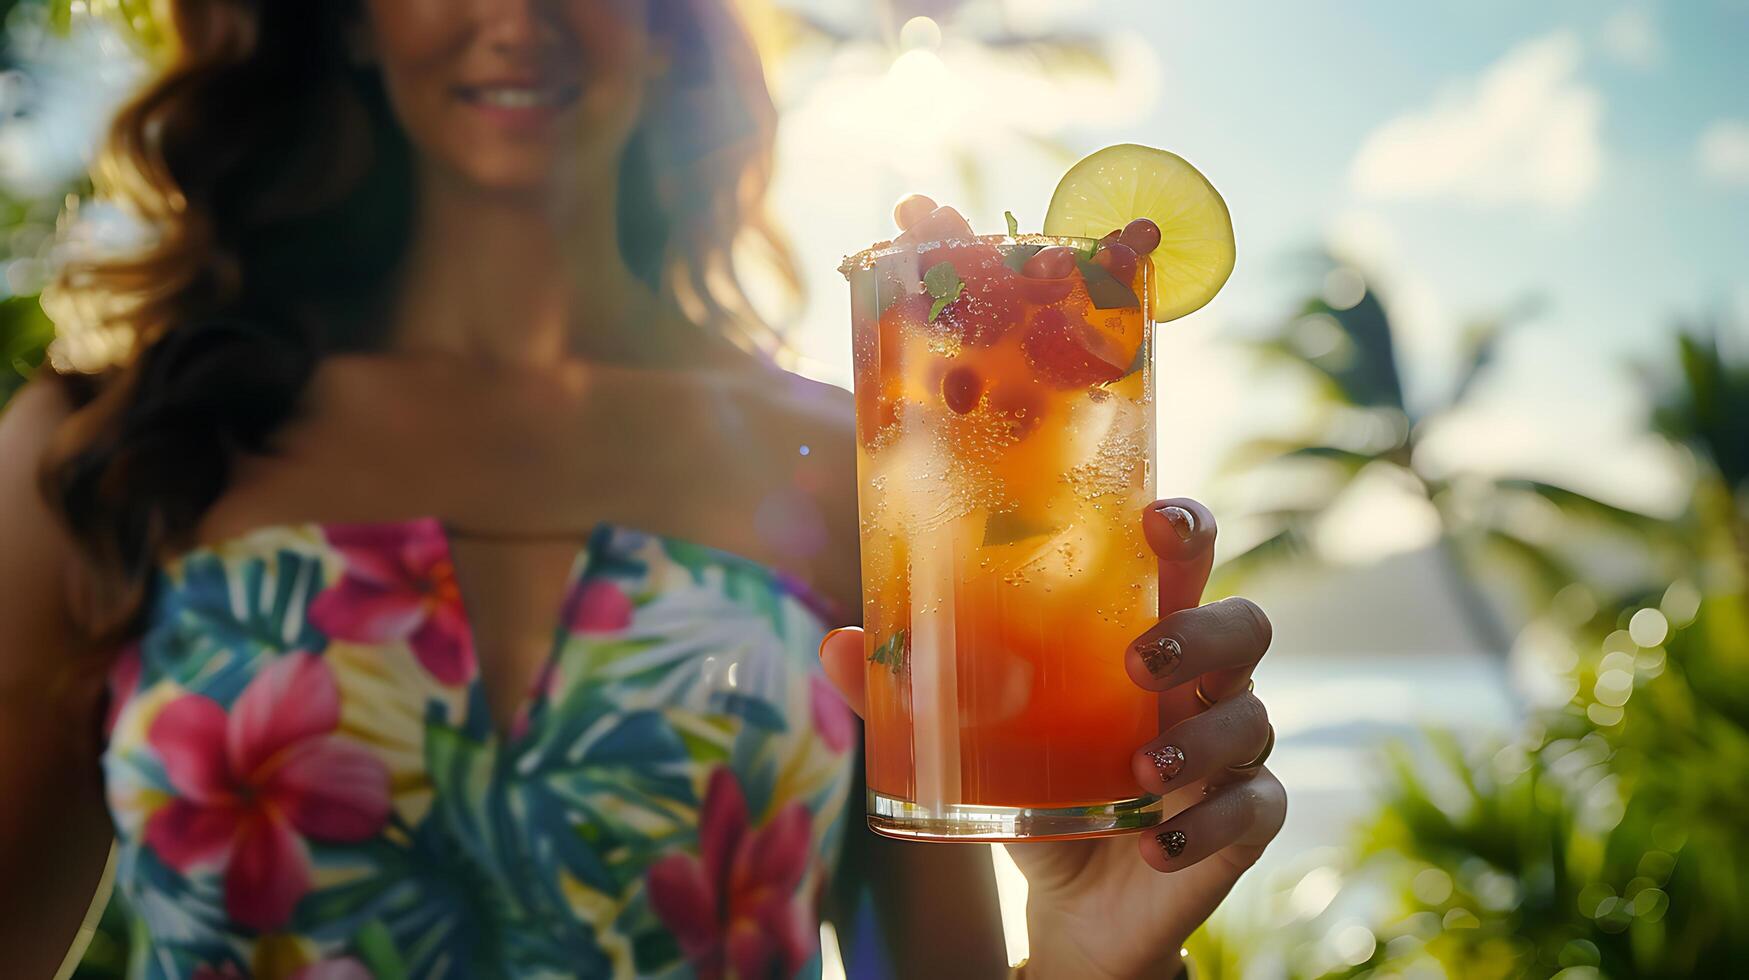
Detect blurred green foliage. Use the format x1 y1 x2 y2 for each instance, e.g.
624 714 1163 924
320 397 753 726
42 0 164 54
1218 259 1668 650
0 291 52 403
1 2 56 406
1309 581 1749 978
1191 263 1749 978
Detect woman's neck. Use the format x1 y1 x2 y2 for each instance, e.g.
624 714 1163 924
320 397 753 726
383 163 734 371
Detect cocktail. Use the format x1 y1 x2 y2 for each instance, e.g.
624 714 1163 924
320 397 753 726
842 145 1237 840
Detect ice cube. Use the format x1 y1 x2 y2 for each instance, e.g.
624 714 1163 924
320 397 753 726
865 423 975 535
1009 519 1105 590
1065 393 1150 501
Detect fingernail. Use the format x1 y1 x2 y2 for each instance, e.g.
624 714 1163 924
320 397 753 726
1159 505 1195 542
1146 745 1186 783
1156 829 1187 857
1135 634 1183 679
819 627 852 661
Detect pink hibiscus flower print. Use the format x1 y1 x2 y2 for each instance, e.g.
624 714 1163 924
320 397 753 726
308 520 476 685
645 768 817 980
506 658 565 743
105 641 143 737
566 578 633 634
144 652 391 931
808 675 855 756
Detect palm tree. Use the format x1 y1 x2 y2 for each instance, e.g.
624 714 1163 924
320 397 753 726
1651 326 1749 584
1219 252 1669 654
1304 323 1749 978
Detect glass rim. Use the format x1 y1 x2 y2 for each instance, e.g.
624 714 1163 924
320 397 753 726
837 233 1100 279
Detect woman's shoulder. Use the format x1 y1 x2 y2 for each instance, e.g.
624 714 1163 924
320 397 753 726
0 374 88 685
713 360 862 610
0 368 83 433
743 360 854 446
0 373 80 569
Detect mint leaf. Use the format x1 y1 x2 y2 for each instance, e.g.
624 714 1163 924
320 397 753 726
868 628 909 674
1075 257 1141 310
923 262 965 323
923 261 962 298
984 511 1057 546
1005 210 1020 237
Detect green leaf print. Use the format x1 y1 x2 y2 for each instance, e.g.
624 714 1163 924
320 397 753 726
354 920 409 980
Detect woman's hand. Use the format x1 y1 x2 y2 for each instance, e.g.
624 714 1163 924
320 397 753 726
819 498 1285 979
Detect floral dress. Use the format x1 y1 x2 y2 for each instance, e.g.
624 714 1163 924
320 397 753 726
101 518 857 979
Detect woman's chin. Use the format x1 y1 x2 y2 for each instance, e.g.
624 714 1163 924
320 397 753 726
442 153 562 199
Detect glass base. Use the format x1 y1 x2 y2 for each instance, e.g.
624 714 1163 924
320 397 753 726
867 789 1163 842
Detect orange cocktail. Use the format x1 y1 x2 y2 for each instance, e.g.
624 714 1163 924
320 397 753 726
843 206 1160 840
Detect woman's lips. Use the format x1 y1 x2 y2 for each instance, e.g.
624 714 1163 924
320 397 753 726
455 83 584 132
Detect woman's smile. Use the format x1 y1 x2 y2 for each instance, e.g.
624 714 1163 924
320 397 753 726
453 77 585 134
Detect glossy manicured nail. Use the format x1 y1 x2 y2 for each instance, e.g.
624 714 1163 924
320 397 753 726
1157 829 1187 857
819 627 855 661
1136 634 1183 679
1146 745 1186 783
1158 505 1195 542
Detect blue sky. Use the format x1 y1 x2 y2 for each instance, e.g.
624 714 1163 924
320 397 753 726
768 0 1748 514
1131 0 1749 349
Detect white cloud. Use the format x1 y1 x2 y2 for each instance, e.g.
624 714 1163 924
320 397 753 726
1349 32 1603 210
1599 8 1663 69
1697 119 1749 186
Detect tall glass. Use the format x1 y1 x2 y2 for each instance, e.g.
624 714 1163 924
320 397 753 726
842 233 1159 841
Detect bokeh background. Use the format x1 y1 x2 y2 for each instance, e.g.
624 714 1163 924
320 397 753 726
4 1 1748 977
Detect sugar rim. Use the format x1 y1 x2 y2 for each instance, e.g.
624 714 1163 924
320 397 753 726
836 233 1099 279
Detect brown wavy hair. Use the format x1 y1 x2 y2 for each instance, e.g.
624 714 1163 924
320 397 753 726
39 0 799 643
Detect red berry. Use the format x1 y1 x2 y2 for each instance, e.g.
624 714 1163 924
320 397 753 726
1095 240 1138 286
1019 277 1074 304
942 365 983 414
1119 218 1161 255
916 239 1011 346
896 205 975 247
1021 308 1130 388
894 194 938 231
1018 246 1078 303
922 241 1007 281
1022 245 1078 280
936 267 1022 346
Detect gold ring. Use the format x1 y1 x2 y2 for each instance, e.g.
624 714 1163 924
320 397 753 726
1194 677 1255 709
1228 724 1275 775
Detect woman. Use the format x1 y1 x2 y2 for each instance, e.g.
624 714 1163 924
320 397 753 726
0 1 1285 977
